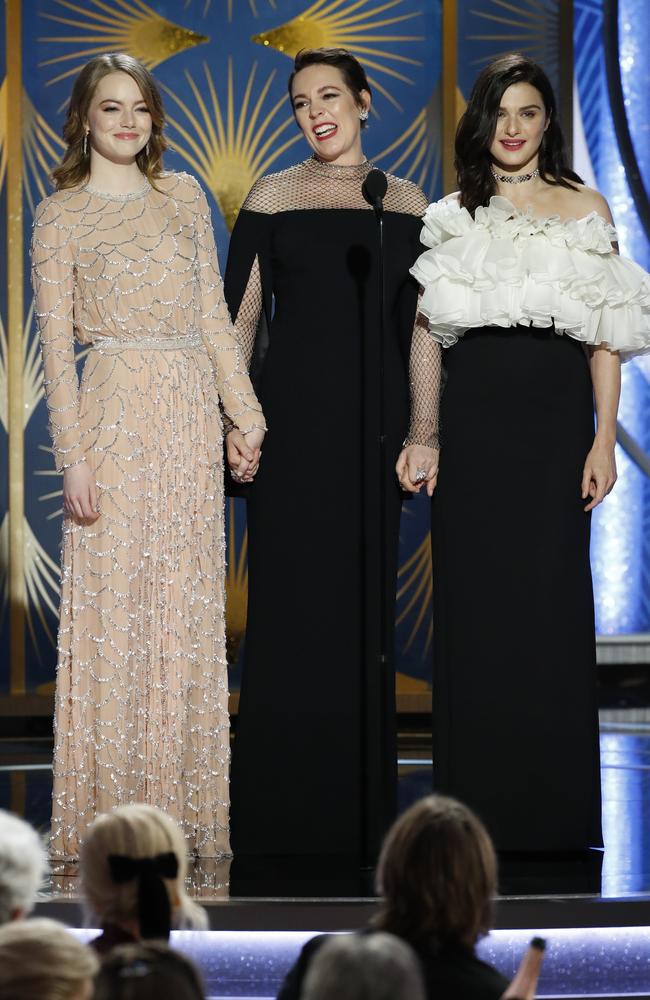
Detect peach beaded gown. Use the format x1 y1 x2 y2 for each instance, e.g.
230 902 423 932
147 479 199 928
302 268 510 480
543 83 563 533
31 171 266 860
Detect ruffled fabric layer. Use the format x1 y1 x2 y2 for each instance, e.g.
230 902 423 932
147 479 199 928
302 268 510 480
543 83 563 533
410 195 650 359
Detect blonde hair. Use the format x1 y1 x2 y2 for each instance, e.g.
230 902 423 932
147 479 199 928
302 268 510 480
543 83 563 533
0 917 98 1000
0 810 47 923
374 795 497 954
80 804 207 932
52 52 167 191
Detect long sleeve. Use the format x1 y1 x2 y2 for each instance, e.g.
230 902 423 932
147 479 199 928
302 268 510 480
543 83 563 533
404 295 442 448
31 198 85 473
193 182 266 435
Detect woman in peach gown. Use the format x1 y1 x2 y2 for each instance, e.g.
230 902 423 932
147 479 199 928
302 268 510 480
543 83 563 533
31 53 265 860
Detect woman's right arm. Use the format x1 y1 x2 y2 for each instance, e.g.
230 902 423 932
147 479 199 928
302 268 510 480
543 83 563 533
31 199 98 520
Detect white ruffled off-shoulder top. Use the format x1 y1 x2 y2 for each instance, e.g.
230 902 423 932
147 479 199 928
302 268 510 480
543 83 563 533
410 195 650 360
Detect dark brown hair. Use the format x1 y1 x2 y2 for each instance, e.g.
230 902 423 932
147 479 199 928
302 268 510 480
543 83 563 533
288 48 371 127
455 53 582 216
52 53 167 191
93 942 205 1000
374 795 497 956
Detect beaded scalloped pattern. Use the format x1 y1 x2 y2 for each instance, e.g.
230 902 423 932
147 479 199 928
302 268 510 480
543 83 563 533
31 171 265 859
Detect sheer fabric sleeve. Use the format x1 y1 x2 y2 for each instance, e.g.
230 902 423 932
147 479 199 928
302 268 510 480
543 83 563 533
404 295 441 448
31 198 85 473
223 195 274 434
193 182 266 435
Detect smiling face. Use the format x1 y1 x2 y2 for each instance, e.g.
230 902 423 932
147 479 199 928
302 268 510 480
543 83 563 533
85 71 152 165
291 63 370 165
489 81 549 173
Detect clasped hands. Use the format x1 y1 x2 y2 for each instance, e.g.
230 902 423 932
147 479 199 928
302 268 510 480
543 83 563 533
226 427 265 484
396 443 439 497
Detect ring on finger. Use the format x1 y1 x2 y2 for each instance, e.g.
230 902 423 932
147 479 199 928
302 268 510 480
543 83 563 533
414 468 428 483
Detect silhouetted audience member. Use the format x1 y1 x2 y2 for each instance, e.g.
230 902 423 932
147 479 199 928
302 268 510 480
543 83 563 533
94 941 206 1000
300 932 426 1000
0 917 98 1000
278 795 509 1000
80 803 207 954
0 809 47 924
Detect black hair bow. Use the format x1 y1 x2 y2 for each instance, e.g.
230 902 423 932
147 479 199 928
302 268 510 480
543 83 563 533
107 852 179 941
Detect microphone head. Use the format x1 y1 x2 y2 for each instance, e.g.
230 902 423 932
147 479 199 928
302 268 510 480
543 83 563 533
362 168 388 206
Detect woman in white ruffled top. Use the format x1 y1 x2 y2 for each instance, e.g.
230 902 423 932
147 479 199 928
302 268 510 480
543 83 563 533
397 53 650 855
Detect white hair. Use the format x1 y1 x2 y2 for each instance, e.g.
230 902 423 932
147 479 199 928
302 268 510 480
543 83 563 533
0 810 47 924
300 932 427 1000
0 917 99 1000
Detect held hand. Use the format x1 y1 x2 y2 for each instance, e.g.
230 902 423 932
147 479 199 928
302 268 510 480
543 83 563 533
63 462 100 522
581 437 617 512
396 444 439 497
242 427 265 480
226 429 255 483
226 427 266 483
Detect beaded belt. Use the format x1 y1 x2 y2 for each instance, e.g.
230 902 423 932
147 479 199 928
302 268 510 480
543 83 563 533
91 333 202 353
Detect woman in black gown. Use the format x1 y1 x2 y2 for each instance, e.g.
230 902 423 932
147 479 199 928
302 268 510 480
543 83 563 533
223 48 440 861
399 54 650 851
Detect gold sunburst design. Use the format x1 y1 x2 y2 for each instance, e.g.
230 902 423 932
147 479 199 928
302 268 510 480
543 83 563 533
185 0 277 22
164 60 301 230
252 0 424 111
225 499 248 664
374 87 440 195
397 532 432 655
23 516 61 653
38 0 209 87
23 94 66 213
467 0 559 73
374 85 466 195
34 444 64 522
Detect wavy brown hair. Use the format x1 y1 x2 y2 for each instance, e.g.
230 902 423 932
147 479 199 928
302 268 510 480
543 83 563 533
455 53 582 217
374 795 497 956
52 53 168 191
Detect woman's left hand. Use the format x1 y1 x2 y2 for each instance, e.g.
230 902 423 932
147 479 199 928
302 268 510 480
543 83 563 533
581 436 617 511
396 444 439 497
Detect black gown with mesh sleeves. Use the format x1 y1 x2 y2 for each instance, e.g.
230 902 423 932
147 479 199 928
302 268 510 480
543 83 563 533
223 156 440 860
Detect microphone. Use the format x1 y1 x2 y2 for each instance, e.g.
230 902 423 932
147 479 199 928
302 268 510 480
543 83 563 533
362 168 388 220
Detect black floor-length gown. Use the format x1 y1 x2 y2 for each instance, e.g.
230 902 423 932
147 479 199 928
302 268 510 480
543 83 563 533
432 326 602 851
409 194 640 852
223 158 439 860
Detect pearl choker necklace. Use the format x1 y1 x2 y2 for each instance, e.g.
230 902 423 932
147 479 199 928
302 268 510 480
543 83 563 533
491 167 540 184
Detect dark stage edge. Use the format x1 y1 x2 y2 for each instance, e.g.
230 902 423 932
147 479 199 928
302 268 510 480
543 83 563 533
34 893 650 1000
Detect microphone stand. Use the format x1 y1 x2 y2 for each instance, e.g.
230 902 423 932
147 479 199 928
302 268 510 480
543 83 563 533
360 173 393 868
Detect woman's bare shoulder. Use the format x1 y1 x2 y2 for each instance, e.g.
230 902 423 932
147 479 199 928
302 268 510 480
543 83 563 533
560 182 613 224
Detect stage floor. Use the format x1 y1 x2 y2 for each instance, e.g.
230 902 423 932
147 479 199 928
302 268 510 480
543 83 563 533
3 719 650 997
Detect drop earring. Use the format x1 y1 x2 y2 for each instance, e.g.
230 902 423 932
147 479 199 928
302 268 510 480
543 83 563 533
359 109 369 121
83 130 89 156
145 141 150 156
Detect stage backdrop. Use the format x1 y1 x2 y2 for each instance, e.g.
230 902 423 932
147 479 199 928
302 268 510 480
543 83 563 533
1 0 646 714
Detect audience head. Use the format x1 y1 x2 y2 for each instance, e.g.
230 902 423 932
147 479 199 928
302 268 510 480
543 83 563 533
93 942 206 1000
300 932 426 1000
80 804 207 939
375 794 497 955
0 809 47 923
0 917 98 1000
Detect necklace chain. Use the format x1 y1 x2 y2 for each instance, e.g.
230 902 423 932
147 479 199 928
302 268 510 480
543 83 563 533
492 167 540 185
